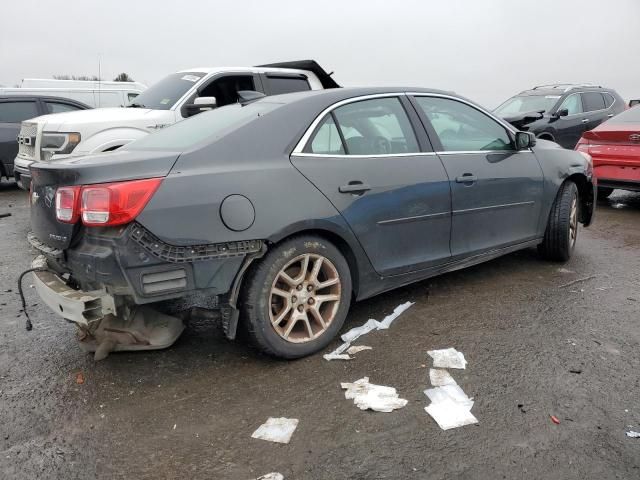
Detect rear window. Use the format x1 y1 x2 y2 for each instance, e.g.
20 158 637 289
125 101 280 152
0 101 38 123
266 76 311 95
607 106 640 123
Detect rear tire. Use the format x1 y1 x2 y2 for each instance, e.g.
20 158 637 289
240 235 352 359
597 187 613 200
538 181 579 262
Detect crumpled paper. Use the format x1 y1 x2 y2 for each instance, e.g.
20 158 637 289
251 417 299 444
427 347 467 369
341 377 408 412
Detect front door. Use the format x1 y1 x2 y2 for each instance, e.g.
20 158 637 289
411 95 544 258
291 96 452 276
553 92 588 148
0 99 40 177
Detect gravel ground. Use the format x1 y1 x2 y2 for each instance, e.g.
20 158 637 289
0 180 638 479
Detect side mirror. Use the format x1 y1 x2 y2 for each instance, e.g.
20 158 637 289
515 131 536 150
183 96 217 117
555 108 569 118
629 99 640 108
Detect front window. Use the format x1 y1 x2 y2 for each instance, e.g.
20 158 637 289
415 96 513 152
559 94 583 115
128 72 205 110
495 95 560 116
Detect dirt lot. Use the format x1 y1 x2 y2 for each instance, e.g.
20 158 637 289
0 180 638 480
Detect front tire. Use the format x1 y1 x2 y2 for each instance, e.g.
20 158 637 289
240 235 352 359
538 181 579 262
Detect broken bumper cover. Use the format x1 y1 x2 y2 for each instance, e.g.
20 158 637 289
31 255 116 326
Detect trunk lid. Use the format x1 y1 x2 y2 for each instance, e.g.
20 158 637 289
30 150 179 250
583 123 640 145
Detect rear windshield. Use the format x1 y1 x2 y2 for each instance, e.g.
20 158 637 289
495 95 560 116
608 106 640 123
125 101 281 152
127 72 205 110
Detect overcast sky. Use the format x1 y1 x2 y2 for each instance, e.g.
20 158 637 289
1 0 639 108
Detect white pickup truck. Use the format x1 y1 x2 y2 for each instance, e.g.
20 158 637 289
14 60 338 189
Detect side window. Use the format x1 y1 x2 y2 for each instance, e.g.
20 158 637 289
0 101 39 123
304 115 345 155
331 97 420 155
266 76 311 95
603 93 615 108
45 102 84 114
414 96 513 152
128 93 139 102
582 92 606 112
199 75 256 107
559 94 583 115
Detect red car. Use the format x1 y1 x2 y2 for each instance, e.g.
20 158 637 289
576 106 640 199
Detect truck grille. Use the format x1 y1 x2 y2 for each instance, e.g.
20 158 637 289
17 122 37 159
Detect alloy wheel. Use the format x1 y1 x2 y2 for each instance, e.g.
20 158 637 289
569 194 578 247
269 253 341 343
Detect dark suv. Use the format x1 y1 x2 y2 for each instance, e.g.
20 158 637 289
495 84 625 149
0 96 90 181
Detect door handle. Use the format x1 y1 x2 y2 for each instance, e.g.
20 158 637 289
581 119 589 124
607 114 614 118
339 181 371 195
455 174 477 184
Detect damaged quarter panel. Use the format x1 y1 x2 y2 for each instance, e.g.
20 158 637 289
531 138 596 229
135 92 377 298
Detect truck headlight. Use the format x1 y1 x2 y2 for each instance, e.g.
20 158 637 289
40 132 81 161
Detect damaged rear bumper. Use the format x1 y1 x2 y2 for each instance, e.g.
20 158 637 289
31 255 116 326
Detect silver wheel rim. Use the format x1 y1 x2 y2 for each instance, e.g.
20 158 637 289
569 195 578 247
269 253 341 343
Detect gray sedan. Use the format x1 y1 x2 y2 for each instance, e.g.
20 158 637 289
28 87 595 359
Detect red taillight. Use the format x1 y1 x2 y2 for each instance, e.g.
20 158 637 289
575 138 590 154
55 186 80 223
55 178 162 227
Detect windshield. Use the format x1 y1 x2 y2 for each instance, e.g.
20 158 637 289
127 72 205 110
125 101 281 152
495 95 560 116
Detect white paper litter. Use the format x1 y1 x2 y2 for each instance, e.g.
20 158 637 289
429 368 457 386
425 400 478 430
346 345 372 355
427 348 467 369
626 430 640 438
340 302 414 343
255 474 284 480
251 417 299 444
323 341 352 361
341 377 408 412
424 384 474 409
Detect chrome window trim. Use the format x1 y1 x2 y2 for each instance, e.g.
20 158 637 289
292 93 417 155
291 91 535 157
556 91 617 117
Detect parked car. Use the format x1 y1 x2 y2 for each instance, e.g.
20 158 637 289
14 60 338 190
28 87 595 359
0 78 146 108
495 84 625 149
576 106 640 198
0 96 90 181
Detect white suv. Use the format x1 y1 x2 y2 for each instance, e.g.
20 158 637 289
14 60 338 189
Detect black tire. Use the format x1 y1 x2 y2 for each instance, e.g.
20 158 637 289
597 187 614 200
538 181 579 262
240 235 352 359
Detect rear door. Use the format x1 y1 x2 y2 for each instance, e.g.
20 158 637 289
410 94 544 258
582 92 608 132
553 93 588 148
291 95 452 276
0 99 39 176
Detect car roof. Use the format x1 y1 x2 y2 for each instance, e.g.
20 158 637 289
518 85 615 96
